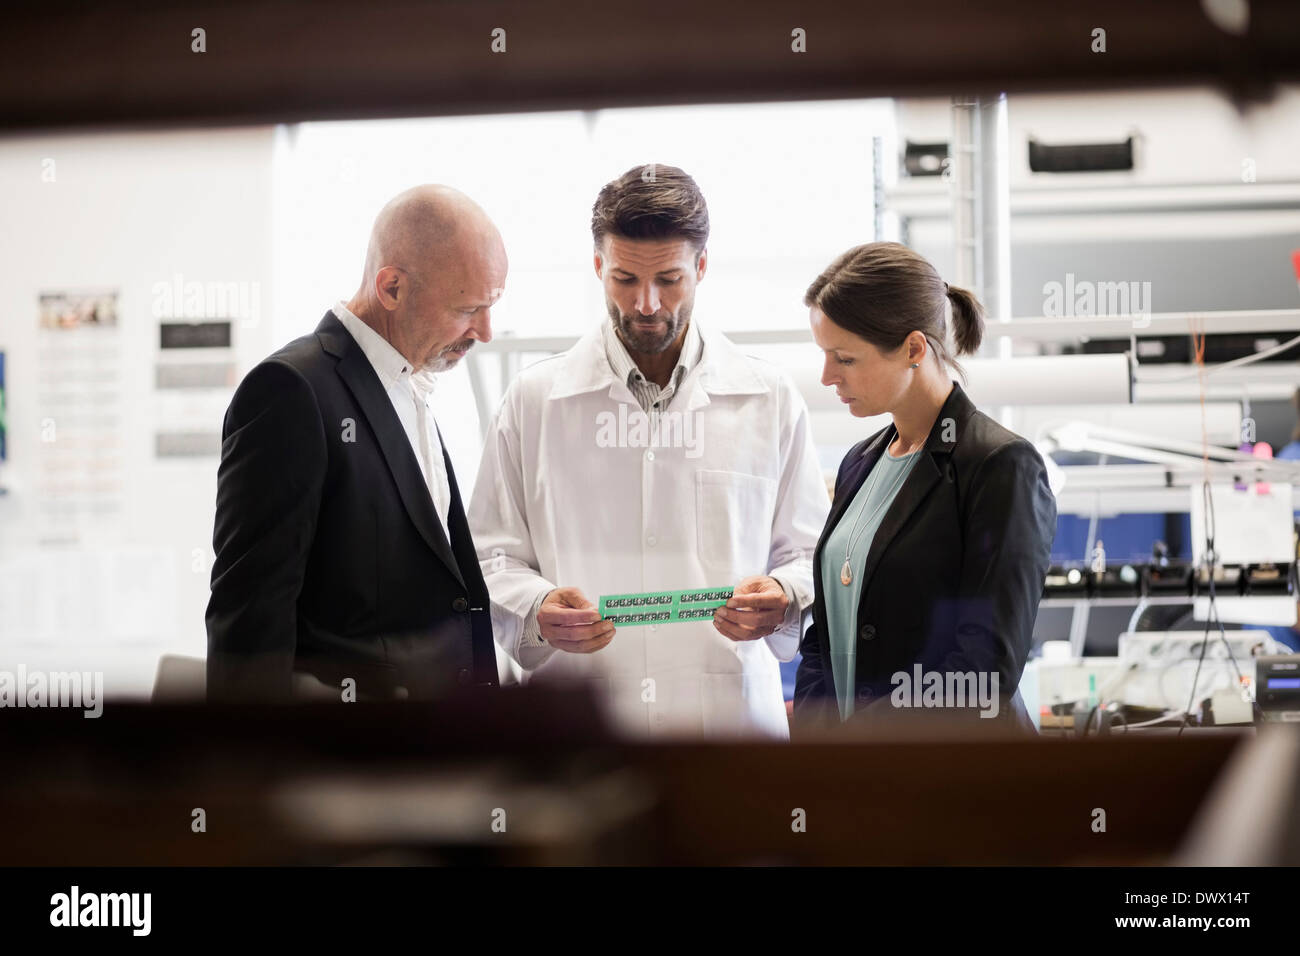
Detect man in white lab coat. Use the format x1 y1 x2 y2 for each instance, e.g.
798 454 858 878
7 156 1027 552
468 164 828 738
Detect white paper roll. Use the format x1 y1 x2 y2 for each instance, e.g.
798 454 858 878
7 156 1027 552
791 353 1133 411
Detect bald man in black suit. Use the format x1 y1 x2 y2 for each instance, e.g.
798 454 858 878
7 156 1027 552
206 185 506 702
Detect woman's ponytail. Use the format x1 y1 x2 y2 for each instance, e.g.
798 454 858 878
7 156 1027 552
946 283 985 357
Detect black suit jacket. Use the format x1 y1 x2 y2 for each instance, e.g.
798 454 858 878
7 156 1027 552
793 381 1056 734
205 310 498 702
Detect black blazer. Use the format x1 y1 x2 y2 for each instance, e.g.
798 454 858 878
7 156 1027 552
205 310 498 701
793 382 1056 733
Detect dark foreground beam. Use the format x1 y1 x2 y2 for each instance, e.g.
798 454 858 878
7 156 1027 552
0 694 1252 865
2 0 1298 133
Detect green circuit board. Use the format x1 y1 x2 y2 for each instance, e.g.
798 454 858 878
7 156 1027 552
598 587 735 626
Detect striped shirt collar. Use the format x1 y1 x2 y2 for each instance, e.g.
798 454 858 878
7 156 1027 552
601 317 703 394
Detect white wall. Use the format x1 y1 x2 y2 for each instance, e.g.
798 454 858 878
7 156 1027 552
0 127 277 698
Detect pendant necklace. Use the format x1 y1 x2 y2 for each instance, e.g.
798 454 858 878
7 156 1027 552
840 442 915 586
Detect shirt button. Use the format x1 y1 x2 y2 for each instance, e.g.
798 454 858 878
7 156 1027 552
645 450 655 461
647 535 656 547
457 669 472 686
452 596 468 612
393 686 409 700
859 623 876 641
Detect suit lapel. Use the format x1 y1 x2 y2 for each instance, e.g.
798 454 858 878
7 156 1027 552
828 382 977 596
810 426 889 689
815 426 890 564
435 421 472 591
321 312 465 586
857 446 941 590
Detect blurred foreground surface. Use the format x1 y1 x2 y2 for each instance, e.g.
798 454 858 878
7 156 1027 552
2 686 1294 866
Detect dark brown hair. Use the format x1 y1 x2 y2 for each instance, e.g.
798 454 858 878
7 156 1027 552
591 164 709 259
804 241 984 381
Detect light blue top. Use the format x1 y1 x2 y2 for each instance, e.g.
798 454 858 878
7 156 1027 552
822 444 921 721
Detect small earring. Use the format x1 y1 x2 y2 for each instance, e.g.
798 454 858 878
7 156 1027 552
909 363 919 369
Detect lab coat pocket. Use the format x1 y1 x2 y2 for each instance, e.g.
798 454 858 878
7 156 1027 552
695 469 777 573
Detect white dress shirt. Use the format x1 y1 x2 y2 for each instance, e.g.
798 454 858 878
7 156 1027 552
333 301 453 540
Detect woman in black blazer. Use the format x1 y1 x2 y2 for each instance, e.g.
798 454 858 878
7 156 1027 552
793 242 1057 734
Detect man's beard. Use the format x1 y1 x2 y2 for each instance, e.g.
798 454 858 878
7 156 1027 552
608 299 692 355
425 338 475 373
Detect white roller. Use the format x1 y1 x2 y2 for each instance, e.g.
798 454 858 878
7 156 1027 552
959 353 1133 406
789 352 1133 411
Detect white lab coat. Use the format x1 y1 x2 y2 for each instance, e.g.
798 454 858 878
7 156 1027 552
467 322 829 738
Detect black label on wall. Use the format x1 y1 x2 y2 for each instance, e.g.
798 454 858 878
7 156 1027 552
160 321 232 349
